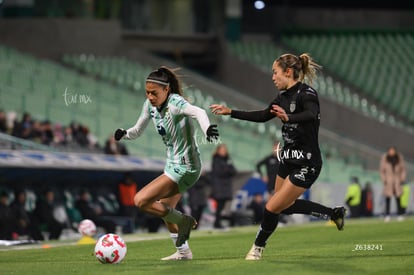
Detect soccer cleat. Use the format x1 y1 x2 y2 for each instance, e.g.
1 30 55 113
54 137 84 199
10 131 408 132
331 206 346 231
161 249 193 261
176 215 197 247
245 244 264 260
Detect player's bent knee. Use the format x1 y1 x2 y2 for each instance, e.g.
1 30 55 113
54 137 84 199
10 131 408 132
134 194 150 210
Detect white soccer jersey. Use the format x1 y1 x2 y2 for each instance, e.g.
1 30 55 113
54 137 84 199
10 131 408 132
124 93 210 169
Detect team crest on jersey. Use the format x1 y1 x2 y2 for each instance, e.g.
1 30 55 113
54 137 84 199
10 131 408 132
290 101 296 112
164 107 170 119
157 125 166 135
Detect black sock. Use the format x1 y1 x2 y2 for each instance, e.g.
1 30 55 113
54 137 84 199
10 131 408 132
385 197 390 215
282 199 333 219
254 208 279 247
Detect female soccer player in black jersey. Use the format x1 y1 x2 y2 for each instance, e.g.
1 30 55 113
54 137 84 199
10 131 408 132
210 53 346 260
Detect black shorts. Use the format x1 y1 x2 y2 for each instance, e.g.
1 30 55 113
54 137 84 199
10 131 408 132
277 161 321 189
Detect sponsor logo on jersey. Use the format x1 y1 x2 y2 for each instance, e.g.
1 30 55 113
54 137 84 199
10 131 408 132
294 167 309 182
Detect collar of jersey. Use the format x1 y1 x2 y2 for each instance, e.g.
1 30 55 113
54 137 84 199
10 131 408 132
157 93 171 112
280 81 302 95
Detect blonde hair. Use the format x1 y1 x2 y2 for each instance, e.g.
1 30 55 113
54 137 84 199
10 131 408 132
213 143 228 157
275 53 322 84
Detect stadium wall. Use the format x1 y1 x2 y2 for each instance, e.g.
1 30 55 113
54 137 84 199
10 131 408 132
242 5 414 35
0 18 122 61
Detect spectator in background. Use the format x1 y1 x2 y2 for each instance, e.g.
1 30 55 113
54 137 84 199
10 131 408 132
187 170 209 229
75 189 116 234
118 173 138 225
12 112 32 139
33 189 64 240
344 177 362 218
1 110 101 150
400 183 410 221
256 141 280 194
29 120 43 143
119 175 164 234
104 135 128 155
52 123 65 145
62 126 75 145
0 110 7 133
210 144 237 229
249 193 265 224
41 120 54 145
361 182 374 217
70 122 89 147
10 189 43 240
380 146 406 222
0 190 13 240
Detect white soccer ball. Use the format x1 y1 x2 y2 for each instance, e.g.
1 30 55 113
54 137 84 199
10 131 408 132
78 219 97 237
94 233 127 264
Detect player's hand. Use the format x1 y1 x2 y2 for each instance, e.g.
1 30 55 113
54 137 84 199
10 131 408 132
210 104 231 115
206 124 219 142
114 128 127 141
270 104 289 122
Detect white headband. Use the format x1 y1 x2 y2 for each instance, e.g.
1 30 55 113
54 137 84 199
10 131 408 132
146 78 169 86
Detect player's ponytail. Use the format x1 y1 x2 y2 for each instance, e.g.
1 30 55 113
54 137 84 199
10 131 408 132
158 67 183 96
276 53 322 84
298 53 322 84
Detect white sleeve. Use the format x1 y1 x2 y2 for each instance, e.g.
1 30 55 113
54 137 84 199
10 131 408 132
124 100 151 140
181 103 211 137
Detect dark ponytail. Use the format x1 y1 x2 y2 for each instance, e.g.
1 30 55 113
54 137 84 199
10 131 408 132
146 66 183 96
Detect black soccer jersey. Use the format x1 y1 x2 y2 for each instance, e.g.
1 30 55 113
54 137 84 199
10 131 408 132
231 82 322 166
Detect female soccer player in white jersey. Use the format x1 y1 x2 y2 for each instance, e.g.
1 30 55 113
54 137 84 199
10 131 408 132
114 67 219 260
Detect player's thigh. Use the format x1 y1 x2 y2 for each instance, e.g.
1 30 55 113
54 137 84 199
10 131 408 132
274 175 286 193
134 174 179 205
266 177 306 213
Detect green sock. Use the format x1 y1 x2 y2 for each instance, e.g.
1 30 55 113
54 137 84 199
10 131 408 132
163 207 184 224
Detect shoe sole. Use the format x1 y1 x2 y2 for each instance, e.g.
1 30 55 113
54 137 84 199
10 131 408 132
161 256 193 261
245 256 261 260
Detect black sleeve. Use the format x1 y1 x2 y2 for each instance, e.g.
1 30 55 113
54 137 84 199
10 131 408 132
287 91 319 123
230 96 279 123
231 109 274 122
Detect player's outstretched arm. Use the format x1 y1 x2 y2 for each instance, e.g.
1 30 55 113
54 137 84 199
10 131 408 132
209 104 231 116
210 103 274 123
182 103 220 142
115 100 151 141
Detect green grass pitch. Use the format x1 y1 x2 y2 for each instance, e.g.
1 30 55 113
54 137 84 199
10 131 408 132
1 217 413 275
